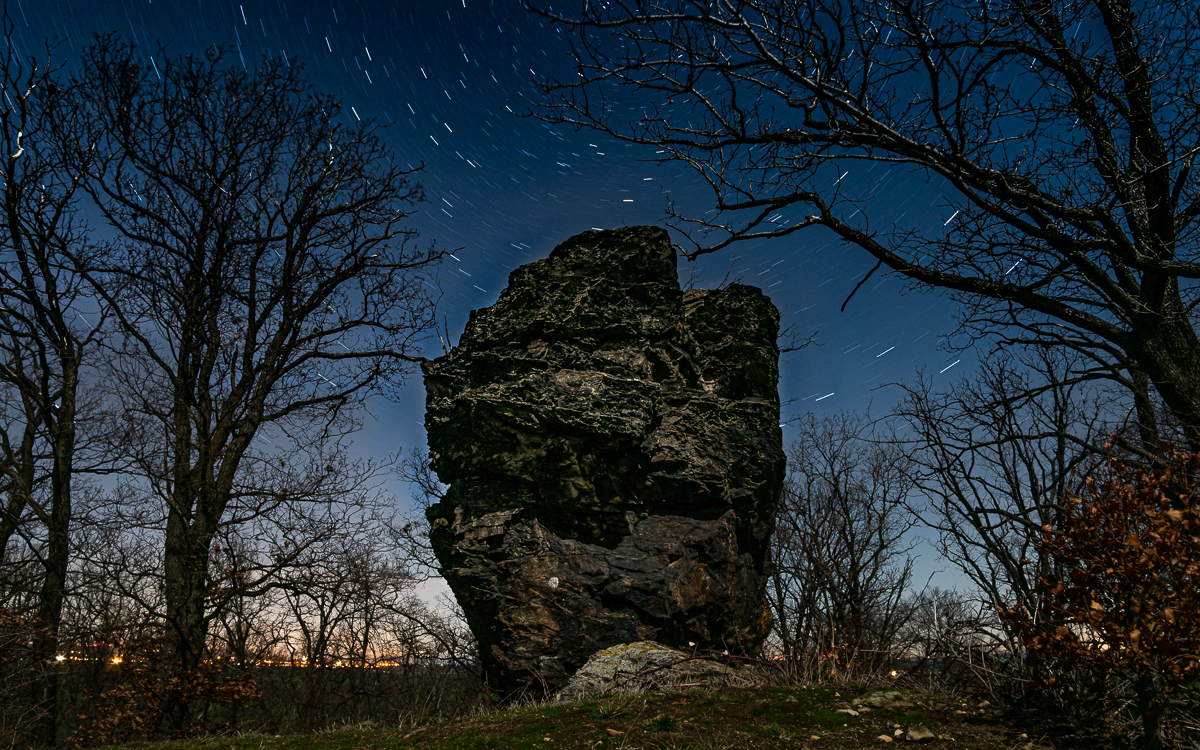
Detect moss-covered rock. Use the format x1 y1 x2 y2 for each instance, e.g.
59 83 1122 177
557 641 762 701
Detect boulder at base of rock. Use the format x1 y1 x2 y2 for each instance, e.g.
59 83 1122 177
557 641 762 701
858 691 906 709
423 226 784 696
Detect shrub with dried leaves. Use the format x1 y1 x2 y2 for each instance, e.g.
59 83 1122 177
1002 451 1200 750
67 638 258 747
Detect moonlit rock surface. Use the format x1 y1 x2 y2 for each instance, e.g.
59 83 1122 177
422 226 784 696
557 641 762 701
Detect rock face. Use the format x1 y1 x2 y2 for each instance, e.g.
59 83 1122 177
422 226 784 696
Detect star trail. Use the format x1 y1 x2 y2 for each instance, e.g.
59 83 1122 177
10 0 972 495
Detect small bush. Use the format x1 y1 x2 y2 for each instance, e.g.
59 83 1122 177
1002 451 1200 750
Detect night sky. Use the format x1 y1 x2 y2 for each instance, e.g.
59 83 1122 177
13 1 973 512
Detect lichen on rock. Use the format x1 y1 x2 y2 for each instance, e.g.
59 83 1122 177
422 226 784 697
557 641 764 701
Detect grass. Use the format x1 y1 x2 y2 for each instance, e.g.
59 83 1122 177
88 684 1107 750
587 699 633 721
645 713 676 732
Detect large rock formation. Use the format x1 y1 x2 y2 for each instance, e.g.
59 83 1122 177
422 226 784 696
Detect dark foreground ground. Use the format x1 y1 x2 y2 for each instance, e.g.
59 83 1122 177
98 684 1123 750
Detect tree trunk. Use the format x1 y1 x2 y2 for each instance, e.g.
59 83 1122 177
1135 680 1164 750
160 506 213 734
1133 313 1200 453
1129 370 1162 456
30 500 70 747
31 545 66 747
30 355 79 747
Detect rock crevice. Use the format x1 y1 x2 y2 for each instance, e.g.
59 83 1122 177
423 226 784 695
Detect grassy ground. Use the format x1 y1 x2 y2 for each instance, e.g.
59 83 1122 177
100 684 1082 750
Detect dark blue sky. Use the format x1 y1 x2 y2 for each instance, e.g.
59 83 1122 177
14 0 972 502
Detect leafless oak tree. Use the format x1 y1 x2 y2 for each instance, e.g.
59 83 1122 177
530 0 1200 447
47 38 440 733
891 349 1116 624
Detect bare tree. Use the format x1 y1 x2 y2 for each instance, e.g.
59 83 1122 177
230 510 476 733
0 24 113 745
529 0 1200 447
396 447 448 576
768 412 915 676
899 588 1018 697
275 532 410 730
892 348 1122 623
46 38 440 733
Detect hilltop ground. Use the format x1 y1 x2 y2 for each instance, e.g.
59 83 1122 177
102 684 1122 750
